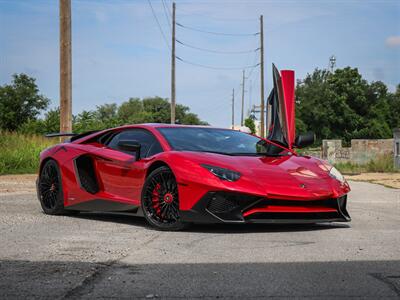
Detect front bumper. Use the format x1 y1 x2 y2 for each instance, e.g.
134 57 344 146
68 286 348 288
180 191 351 224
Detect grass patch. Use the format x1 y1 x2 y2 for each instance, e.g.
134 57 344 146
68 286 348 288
0 131 55 175
335 155 396 175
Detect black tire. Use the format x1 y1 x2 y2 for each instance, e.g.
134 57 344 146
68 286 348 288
38 160 75 215
141 166 190 231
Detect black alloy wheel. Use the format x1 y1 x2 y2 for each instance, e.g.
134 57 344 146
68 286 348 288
141 166 189 231
38 160 72 215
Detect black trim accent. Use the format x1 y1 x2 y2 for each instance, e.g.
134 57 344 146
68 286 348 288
45 133 76 138
49 146 68 156
65 199 138 212
74 155 100 194
180 191 351 224
180 192 262 223
45 131 100 142
105 128 163 159
70 130 100 142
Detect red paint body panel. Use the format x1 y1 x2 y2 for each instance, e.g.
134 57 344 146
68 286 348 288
37 69 351 224
38 124 350 222
243 205 337 217
281 70 296 148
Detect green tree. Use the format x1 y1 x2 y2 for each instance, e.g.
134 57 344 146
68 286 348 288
388 84 400 129
244 118 256 134
117 97 207 125
18 108 60 135
0 74 49 131
73 110 103 133
43 108 61 133
118 98 144 124
296 67 397 143
95 103 120 128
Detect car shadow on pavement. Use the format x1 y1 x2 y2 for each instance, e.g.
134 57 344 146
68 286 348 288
71 212 350 234
0 259 399 299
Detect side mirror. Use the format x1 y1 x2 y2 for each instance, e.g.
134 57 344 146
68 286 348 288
294 132 315 149
117 140 141 161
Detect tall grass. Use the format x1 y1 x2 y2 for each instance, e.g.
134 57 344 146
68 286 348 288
0 131 55 175
0 131 397 175
335 155 396 175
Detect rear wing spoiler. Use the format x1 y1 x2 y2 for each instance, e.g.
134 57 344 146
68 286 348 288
45 133 76 138
45 130 100 142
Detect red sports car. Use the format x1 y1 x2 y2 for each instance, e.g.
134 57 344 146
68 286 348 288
37 66 350 230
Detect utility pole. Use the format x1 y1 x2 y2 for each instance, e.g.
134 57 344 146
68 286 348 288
259 15 265 138
231 88 235 129
241 70 245 126
248 79 252 114
60 0 72 137
170 2 176 124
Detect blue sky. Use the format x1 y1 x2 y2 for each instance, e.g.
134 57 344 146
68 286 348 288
0 0 399 127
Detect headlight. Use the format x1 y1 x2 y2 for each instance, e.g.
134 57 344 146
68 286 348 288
201 164 241 182
329 167 345 183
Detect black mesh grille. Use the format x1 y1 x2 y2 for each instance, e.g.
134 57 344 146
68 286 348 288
204 192 261 221
207 194 240 214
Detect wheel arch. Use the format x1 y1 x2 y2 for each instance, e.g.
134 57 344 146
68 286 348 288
39 157 59 174
146 160 173 178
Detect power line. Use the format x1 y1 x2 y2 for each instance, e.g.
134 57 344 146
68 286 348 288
176 56 260 70
176 22 259 36
246 51 260 80
161 0 172 31
147 0 171 51
176 7 258 23
163 0 172 18
176 39 259 54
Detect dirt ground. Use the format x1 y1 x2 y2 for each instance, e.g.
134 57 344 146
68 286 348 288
346 172 400 189
0 174 37 195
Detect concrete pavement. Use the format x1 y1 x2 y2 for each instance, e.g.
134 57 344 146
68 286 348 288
0 181 399 299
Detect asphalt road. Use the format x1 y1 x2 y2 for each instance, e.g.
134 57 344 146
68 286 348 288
0 181 399 299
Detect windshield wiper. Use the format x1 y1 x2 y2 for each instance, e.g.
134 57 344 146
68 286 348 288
230 152 289 157
192 150 235 156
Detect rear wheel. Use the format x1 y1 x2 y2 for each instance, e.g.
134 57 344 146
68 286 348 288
141 166 189 231
38 160 74 215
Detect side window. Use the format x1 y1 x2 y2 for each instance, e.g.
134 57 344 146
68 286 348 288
107 129 163 158
98 131 117 145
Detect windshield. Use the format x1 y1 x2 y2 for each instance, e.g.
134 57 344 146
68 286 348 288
157 127 285 156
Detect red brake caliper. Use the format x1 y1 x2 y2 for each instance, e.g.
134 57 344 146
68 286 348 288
152 183 162 216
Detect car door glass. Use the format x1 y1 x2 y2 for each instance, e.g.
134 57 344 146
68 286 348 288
107 129 162 158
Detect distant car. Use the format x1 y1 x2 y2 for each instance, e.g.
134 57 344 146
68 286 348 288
37 66 350 230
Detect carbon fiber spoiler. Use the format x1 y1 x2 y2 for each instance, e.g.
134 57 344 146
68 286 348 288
45 133 76 138
45 130 100 142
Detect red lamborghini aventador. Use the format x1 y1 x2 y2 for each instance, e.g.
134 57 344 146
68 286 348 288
37 66 350 230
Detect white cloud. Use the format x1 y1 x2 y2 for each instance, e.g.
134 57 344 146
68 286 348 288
386 36 400 47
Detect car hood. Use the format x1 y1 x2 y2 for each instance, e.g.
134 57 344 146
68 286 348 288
170 151 349 200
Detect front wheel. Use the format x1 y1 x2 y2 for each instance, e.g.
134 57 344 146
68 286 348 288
37 159 74 215
141 166 189 231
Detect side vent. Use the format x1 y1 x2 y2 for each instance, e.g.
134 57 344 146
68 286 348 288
75 155 99 194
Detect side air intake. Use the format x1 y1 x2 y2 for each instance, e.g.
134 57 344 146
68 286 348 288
75 155 99 194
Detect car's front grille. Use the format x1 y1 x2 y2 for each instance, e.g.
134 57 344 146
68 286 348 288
205 192 261 221
243 195 350 222
207 194 240 214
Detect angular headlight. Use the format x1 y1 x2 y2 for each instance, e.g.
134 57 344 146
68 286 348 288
329 167 345 183
201 164 241 182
